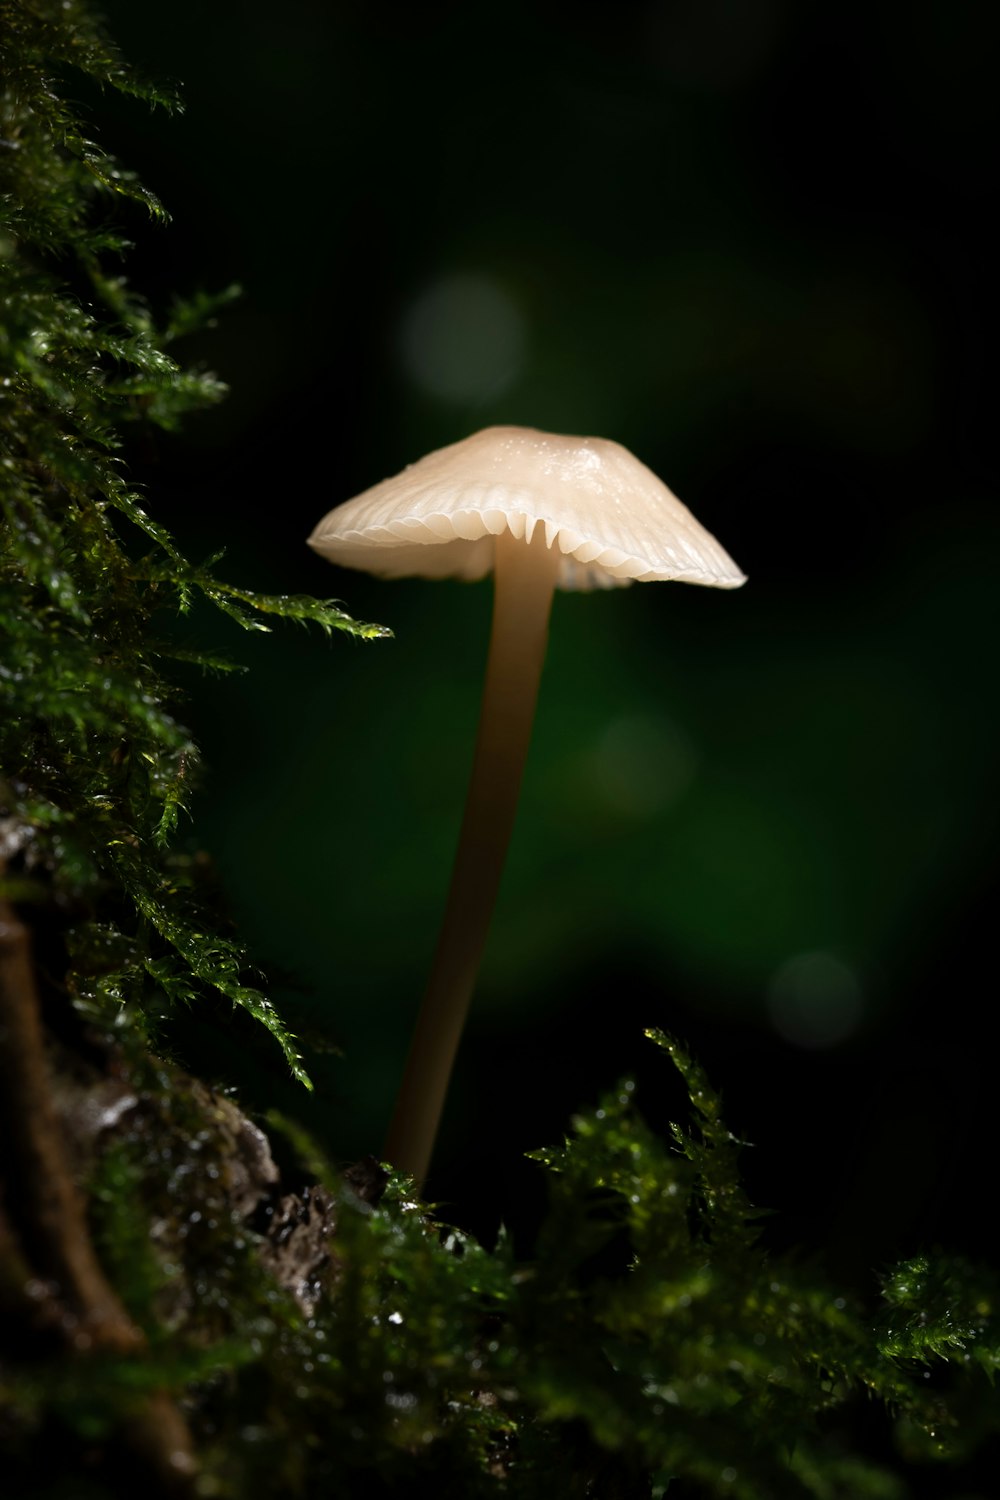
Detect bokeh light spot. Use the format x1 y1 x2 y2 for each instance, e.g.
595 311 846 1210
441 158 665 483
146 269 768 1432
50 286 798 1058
589 713 697 820
398 272 526 404
646 0 780 93
766 951 864 1049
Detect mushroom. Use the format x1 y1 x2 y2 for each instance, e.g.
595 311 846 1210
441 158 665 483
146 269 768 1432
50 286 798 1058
308 426 745 1185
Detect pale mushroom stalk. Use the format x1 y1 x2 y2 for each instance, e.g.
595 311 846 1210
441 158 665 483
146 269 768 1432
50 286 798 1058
308 425 745 1190
385 527 560 1181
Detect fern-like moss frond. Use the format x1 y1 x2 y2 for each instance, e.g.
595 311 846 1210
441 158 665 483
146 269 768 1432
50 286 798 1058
1 0 385 1085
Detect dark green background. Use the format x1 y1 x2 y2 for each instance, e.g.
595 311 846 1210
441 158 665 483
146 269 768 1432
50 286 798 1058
95 0 994 1279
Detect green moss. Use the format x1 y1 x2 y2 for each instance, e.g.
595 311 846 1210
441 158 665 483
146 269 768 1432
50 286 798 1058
8 1030 999 1496
1 0 387 1085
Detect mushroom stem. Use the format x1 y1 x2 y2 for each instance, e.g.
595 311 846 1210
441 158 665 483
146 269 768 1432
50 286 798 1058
385 526 561 1184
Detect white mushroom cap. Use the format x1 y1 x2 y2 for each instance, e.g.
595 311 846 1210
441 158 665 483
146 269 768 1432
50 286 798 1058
308 426 745 592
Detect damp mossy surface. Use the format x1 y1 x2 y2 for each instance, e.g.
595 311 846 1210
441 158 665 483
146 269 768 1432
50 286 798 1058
6 1027 1000 1497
